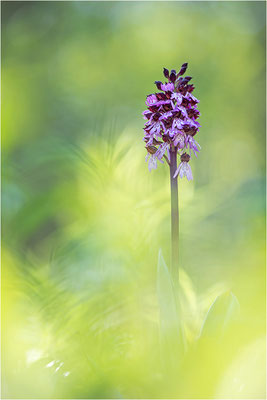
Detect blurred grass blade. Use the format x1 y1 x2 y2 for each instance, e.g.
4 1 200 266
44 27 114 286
199 291 240 339
157 249 183 370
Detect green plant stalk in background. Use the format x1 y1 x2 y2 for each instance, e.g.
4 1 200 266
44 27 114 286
169 147 179 284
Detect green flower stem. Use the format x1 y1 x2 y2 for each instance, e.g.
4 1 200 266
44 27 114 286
170 148 185 355
169 147 179 284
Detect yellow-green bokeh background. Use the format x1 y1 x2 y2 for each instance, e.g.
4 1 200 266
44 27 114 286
2 1 266 399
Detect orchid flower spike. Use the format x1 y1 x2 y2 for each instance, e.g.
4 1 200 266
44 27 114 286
142 62 201 180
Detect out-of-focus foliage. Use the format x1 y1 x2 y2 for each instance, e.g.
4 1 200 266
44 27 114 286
1 1 266 399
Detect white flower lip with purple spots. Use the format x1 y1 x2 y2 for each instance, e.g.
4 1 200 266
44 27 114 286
143 62 201 180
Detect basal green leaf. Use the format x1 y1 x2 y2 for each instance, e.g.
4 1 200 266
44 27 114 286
157 249 184 370
199 291 240 339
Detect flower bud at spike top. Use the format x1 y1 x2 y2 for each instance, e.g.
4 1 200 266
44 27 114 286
143 62 201 180
177 62 188 76
170 70 176 83
154 81 162 90
163 68 169 79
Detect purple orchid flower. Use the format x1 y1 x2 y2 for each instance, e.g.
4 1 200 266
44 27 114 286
173 153 193 181
142 62 201 180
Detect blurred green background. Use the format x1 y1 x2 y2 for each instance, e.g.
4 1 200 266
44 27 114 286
1 1 266 399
